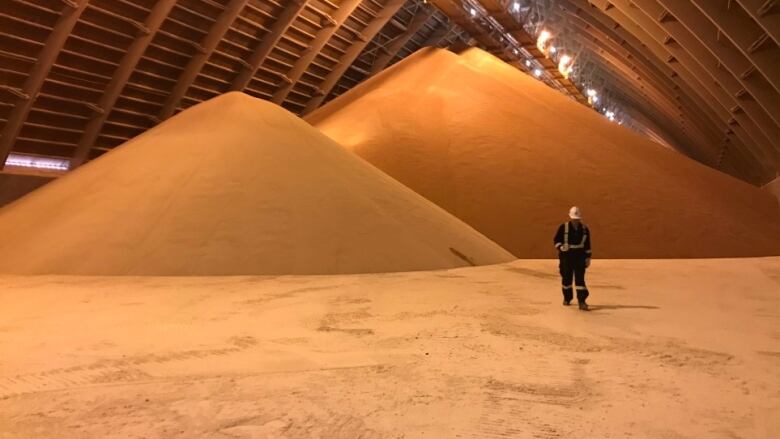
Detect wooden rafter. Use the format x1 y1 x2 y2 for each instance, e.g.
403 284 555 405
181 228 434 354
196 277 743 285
561 10 717 155
688 0 779 92
734 0 780 46
429 0 508 54
369 6 435 75
270 0 364 105
563 0 724 138
71 0 177 168
655 0 780 129
590 0 779 174
302 0 409 114
584 1 746 141
0 0 776 184
638 0 779 168
0 0 89 169
421 22 455 47
230 0 309 92
479 0 588 103
157 0 249 121
578 40 717 160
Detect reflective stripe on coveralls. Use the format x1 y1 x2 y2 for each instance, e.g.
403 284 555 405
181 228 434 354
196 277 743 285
564 222 588 249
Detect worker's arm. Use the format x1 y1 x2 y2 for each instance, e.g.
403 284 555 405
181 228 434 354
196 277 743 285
553 224 564 251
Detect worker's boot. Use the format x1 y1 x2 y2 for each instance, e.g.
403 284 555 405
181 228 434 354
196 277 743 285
578 301 589 311
563 299 571 306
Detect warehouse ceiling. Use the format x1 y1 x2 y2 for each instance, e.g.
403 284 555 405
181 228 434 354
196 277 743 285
0 0 778 185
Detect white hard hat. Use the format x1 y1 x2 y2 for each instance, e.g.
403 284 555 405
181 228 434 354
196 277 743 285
568 206 582 219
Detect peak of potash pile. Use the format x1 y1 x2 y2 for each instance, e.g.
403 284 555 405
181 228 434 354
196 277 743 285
0 92 513 275
307 48 780 258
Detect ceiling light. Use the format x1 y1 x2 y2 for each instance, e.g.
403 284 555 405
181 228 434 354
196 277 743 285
536 30 553 56
558 54 573 79
5 153 70 171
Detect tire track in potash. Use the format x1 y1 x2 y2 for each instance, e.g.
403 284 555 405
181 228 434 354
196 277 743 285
468 361 591 438
0 336 257 399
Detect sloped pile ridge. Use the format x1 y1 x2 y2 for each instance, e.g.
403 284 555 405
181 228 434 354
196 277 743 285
0 92 513 275
308 48 780 258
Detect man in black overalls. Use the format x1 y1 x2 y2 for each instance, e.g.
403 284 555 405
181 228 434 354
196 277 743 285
553 206 592 310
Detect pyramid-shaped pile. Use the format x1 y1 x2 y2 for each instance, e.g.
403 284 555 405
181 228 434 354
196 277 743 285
308 48 780 258
0 92 513 275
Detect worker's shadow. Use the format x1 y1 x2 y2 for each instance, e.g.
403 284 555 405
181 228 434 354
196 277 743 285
588 304 659 311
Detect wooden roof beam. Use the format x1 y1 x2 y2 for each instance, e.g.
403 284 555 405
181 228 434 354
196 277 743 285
598 0 778 174
71 0 177 168
271 0 364 105
479 0 589 104
689 0 779 91
157 0 249 121
633 0 780 170
655 0 780 130
563 0 733 147
0 0 89 170
563 13 726 150
230 0 309 92
589 0 776 180
421 22 455 47
578 41 715 156
585 0 739 135
429 0 505 51
369 5 436 75
303 0 406 115
564 1 731 155
734 0 780 46
302 0 408 114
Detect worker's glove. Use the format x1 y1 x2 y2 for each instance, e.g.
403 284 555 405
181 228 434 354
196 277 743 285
585 258 591 268
559 244 570 252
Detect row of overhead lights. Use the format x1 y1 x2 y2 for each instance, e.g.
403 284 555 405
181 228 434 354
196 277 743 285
589 89 623 124
536 30 573 79
464 2 541 78
461 2 624 126
469 1 522 16
540 30 624 124
5 153 70 171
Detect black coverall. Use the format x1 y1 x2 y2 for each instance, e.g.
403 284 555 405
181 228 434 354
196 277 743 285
553 222 592 303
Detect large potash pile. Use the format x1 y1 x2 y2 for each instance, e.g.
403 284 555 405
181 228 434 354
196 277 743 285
307 48 780 258
0 92 513 275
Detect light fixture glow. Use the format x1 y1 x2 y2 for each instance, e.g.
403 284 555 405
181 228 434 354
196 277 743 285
512 2 521 12
537 30 553 55
534 68 543 77
549 46 557 54
5 153 70 171
470 7 477 16
525 60 532 67
558 54 573 79
586 88 599 106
